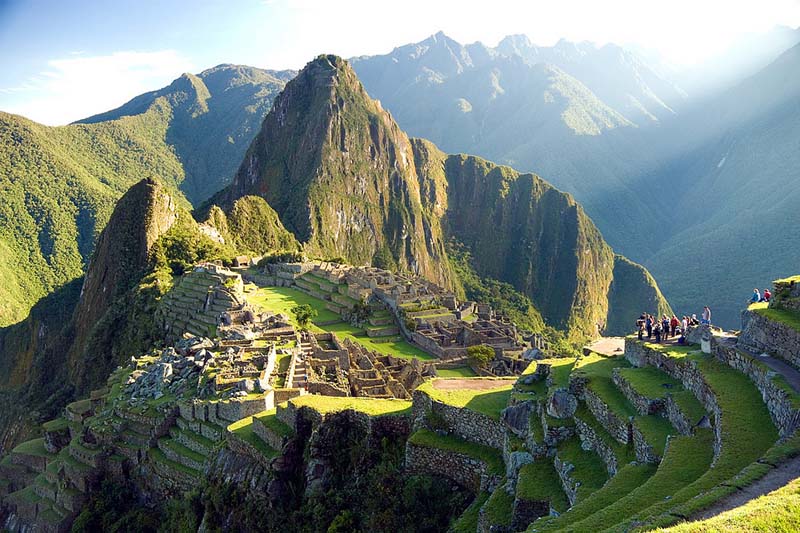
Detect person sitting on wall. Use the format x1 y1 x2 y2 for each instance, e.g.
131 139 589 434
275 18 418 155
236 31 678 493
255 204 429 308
690 314 700 326
763 288 772 302
750 288 761 304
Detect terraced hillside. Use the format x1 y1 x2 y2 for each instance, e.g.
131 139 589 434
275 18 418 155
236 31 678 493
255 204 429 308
3 277 800 531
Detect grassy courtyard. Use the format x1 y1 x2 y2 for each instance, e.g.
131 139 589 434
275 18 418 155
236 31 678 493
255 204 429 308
248 286 434 360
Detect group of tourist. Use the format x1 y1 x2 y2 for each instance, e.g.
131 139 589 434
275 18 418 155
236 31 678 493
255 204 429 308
635 307 711 344
750 288 772 304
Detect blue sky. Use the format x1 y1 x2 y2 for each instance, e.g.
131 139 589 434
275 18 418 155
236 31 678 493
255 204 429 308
2 0 799 125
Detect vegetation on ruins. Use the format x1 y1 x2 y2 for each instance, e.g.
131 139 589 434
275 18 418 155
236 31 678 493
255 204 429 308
291 304 317 330
466 344 495 368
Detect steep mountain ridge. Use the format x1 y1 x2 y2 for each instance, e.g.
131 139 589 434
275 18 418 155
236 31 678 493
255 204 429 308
215 55 457 289
214 55 669 338
78 64 293 204
67 178 177 390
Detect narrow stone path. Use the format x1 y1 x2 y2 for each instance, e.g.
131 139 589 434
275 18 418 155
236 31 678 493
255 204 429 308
688 455 800 521
726 338 800 393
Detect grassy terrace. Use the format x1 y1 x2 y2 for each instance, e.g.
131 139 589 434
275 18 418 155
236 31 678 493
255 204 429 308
573 404 635 465
657 477 800 533
669 390 708 425
450 492 490 533
533 463 657 531
12 438 54 458
227 416 278 459
408 429 504 475
416 379 514 420
148 448 201 478
616 366 681 399
633 415 674 457
288 395 412 417
482 482 514 528
41 418 69 432
540 430 714 532
517 460 570 513
437 366 477 378
616 341 781 528
253 409 293 438
749 301 800 334
249 286 434 360
556 438 609 502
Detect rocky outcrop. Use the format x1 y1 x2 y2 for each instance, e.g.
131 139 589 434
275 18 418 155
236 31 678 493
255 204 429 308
216 55 456 289
68 178 177 392
739 309 800 369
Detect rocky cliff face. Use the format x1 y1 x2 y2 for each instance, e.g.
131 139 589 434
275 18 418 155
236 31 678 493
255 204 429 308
68 178 177 391
217 55 457 289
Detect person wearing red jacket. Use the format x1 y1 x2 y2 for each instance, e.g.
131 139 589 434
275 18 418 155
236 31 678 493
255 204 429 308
670 315 680 337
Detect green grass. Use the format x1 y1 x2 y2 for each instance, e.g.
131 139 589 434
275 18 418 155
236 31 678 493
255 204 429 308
437 366 477 378
159 438 206 464
656 477 800 532
549 430 714 532
227 416 278 459
517 460 570 513
248 286 340 324
41 418 70 432
632 415 674 457
573 404 635 466
325 321 434 360
482 483 514 528
148 448 201 478
12 438 53 458
669 390 707 425
249 285 434 360
750 302 800 334
556 438 609 502
615 343 781 529
450 492 490 533
416 379 514 420
253 409 293 438
533 463 657 531
587 378 638 420
408 429 504 475
288 395 412 417
616 366 681 399
523 357 577 389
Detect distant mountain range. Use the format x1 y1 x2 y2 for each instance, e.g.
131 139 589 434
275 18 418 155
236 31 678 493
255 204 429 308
351 29 800 327
1 28 797 334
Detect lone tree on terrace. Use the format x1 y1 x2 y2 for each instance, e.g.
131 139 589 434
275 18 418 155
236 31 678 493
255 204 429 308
467 344 495 368
291 304 317 330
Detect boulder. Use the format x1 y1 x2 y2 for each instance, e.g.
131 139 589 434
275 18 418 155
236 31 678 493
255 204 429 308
502 400 535 436
546 389 577 419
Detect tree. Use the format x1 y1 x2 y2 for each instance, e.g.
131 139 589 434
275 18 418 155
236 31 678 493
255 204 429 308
467 345 494 368
291 304 317 330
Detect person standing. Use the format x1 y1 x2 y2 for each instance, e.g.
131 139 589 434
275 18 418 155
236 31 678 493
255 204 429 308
681 315 688 334
702 306 711 325
662 315 670 340
646 314 653 339
654 321 662 343
670 315 679 337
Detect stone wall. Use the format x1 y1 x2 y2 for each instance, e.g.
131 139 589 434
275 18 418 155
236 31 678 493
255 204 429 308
404 440 500 492
739 309 800 368
625 339 724 459
583 388 631 444
573 415 620 476
412 390 506 450
714 338 800 437
612 369 664 416
631 423 661 464
553 451 579 506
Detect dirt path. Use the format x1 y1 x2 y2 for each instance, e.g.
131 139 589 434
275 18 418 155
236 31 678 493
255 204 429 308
432 378 515 391
689 455 800 521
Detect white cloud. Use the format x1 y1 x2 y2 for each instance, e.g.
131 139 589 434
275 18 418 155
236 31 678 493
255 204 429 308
1 50 194 125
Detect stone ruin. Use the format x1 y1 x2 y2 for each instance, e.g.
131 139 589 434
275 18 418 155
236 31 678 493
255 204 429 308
301 332 435 399
124 345 207 407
